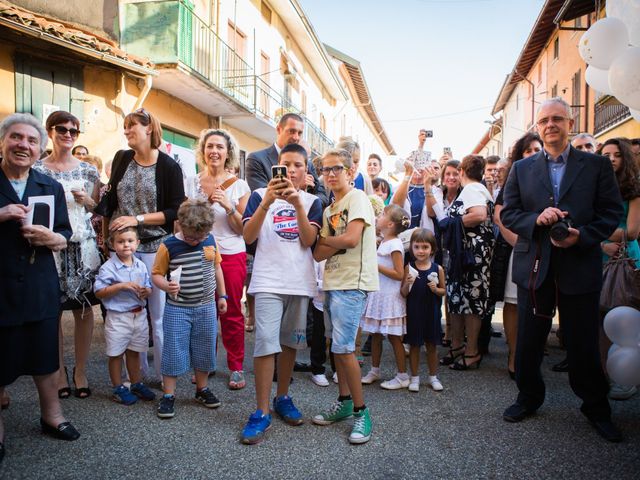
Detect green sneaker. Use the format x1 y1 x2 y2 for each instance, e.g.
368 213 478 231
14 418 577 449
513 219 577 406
312 399 354 425
349 407 372 444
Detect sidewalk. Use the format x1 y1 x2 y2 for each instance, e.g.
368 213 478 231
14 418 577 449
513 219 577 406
1 308 637 479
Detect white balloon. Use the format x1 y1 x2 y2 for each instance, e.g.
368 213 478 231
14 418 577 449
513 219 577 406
607 346 640 386
606 0 640 47
608 343 621 359
585 66 613 95
579 18 629 69
604 306 640 347
609 47 640 110
631 108 640 122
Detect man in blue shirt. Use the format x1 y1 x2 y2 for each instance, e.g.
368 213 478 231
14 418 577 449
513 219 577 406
501 98 623 442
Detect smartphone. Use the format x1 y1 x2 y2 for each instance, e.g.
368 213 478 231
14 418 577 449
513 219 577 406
271 165 287 179
444 147 452 155
426 130 433 138
32 203 51 228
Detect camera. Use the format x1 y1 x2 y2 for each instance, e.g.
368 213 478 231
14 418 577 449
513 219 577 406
271 165 287 179
426 130 433 138
549 215 573 241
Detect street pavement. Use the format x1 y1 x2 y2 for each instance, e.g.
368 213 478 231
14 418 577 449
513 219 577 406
1 308 638 479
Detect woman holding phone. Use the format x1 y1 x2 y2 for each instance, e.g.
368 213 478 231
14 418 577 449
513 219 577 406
34 111 101 400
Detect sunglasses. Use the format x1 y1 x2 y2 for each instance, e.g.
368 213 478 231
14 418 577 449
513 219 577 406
320 165 346 175
53 125 80 137
134 108 151 121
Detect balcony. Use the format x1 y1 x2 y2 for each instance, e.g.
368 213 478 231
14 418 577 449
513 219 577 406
120 0 332 148
594 100 631 136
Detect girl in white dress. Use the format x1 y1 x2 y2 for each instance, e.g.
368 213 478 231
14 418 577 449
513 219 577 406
360 205 412 389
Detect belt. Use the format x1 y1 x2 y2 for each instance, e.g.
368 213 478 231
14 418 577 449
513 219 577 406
130 306 143 313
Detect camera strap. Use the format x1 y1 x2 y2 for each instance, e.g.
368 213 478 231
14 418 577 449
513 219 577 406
528 239 557 320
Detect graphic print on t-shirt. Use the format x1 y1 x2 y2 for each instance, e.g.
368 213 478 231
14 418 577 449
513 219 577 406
328 208 348 255
273 205 299 240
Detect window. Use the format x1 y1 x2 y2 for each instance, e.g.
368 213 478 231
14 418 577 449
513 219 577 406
551 82 558 98
259 51 270 117
320 113 326 133
301 91 307 115
553 37 559 60
227 21 246 60
571 69 582 131
15 55 84 128
574 16 582 29
516 93 519 111
537 63 542 85
261 1 272 24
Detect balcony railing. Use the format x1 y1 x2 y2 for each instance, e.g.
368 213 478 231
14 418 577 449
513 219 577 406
594 102 631 136
121 0 333 152
176 1 253 108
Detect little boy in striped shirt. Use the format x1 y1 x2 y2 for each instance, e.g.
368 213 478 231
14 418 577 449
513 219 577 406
152 199 227 418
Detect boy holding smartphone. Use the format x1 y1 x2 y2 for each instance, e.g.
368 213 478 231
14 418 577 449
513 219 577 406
240 143 323 444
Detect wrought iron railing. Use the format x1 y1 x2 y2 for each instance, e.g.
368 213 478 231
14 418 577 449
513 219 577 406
594 102 631 135
176 0 253 109
304 117 334 155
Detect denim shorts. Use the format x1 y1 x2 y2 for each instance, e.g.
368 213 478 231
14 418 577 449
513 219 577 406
324 290 368 354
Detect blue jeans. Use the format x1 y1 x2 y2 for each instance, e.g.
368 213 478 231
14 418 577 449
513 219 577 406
324 290 368 354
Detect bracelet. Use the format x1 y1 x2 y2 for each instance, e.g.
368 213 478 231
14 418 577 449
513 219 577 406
219 295 229 300
259 203 269 212
227 206 236 216
403 176 411 182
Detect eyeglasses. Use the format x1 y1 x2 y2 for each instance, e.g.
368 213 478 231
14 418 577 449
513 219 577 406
133 108 151 120
319 165 346 175
52 125 80 137
536 116 569 126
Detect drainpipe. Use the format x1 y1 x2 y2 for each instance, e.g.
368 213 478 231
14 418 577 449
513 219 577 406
133 75 153 110
513 69 535 127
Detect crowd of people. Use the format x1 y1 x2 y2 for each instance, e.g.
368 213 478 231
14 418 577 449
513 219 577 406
0 97 639 461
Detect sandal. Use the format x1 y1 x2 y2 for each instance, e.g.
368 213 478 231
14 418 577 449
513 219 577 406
72 367 91 399
439 345 465 366
450 354 483 371
58 367 71 399
228 371 246 390
245 320 255 332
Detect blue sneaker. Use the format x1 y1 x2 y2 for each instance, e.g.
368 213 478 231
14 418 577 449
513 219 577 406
112 385 137 405
273 395 303 426
130 382 156 401
241 410 272 445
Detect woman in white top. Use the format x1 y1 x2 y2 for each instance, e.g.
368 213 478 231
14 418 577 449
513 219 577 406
186 129 250 390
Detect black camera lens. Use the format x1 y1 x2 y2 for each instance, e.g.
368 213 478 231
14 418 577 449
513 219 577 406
549 217 572 241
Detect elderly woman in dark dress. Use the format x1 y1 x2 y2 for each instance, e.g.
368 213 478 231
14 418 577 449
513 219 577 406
0 113 80 464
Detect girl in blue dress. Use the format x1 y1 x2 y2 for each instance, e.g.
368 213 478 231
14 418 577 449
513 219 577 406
401 229 446 392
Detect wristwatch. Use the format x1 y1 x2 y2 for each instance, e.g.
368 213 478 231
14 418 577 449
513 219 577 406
136 214 145 225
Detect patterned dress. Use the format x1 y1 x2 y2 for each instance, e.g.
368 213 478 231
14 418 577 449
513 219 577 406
34 160 101 308
445 182 495 316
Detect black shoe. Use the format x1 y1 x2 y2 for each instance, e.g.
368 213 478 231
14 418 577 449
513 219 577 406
361 335 372 356
552 357 569 372
589 419 623 443
503 403 535 423
490 328 503 338
40 418 80 441
293 362 311 372
0 441 4 465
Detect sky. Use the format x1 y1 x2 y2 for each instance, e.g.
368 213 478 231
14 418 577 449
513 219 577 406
299 0 546 162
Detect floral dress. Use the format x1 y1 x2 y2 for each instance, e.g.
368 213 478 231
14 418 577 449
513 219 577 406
445 182 495 316
34 160 101 308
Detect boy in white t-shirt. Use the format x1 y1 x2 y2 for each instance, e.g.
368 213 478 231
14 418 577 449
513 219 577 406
240 143 323 444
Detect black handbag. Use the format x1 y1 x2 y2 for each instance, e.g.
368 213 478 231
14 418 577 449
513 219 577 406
94 150 127 218
489 236 513 302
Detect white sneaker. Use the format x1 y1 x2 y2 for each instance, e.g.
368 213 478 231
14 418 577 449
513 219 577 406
311 374 329 387
428 376 443 392
380 376 410 390
408 378 420 392
332 372 339 384
361 370 381 384
608 383 637 400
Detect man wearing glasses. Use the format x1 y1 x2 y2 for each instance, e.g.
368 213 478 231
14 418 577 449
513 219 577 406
501 97 624 442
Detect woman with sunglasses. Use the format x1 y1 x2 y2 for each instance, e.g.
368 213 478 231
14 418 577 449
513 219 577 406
34 111 101 400
100 109 184 383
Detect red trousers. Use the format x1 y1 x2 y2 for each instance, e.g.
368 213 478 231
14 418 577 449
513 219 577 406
218 252 247 372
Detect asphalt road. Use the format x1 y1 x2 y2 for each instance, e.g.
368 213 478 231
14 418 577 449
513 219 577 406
1 309 638 479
